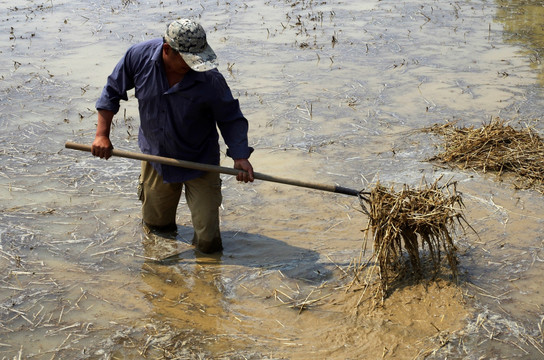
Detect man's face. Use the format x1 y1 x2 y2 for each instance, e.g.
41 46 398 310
162 43 191 75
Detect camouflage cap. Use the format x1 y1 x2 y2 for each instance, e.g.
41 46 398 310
164 19 218 72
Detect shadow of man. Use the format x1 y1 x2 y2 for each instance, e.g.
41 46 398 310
139 226 334 355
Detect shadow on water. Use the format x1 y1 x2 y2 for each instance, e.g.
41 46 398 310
146 228 326 278
131 227 335 357
140 226 332 310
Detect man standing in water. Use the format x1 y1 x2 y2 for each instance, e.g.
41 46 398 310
91 19 255 254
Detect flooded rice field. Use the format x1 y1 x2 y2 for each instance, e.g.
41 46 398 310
1 0 544 358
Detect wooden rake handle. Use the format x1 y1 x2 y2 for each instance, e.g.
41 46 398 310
65 142 363 197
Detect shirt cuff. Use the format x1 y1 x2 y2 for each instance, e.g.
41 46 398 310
227 146 254 160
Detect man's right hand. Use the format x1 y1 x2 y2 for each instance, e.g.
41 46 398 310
92 109 115 159
91 136 114 159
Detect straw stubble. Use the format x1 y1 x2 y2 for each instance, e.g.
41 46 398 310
360 178 467 300
426 117 544 193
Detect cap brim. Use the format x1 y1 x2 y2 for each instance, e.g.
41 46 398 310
179 45 218 72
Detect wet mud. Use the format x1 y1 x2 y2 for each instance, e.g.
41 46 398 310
1 0 544 359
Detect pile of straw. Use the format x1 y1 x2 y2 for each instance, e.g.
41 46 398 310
360 178 466 299
427 118 544 193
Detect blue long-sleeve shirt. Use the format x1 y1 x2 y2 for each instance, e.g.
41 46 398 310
96 38 253 183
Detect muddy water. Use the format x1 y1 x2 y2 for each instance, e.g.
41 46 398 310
1 0 544 359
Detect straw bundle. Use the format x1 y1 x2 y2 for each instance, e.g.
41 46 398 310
427 118 544 193
360 178 466 299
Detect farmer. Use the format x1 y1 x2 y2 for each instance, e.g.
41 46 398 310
91 19 254 254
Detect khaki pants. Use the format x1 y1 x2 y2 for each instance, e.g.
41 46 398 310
138 161 223 253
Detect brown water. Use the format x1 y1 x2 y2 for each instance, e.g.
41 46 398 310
1 0 544 359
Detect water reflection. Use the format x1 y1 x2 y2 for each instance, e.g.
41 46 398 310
495 0 544 85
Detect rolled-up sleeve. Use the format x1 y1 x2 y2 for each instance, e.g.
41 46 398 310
211 74 253 160
95 51 135 114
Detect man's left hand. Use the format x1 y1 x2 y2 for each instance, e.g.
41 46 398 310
233 159 254 183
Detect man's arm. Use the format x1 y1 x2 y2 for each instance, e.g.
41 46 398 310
91 109 115 159
206 71 254 182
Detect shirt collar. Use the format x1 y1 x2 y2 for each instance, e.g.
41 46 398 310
182 69 206 83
